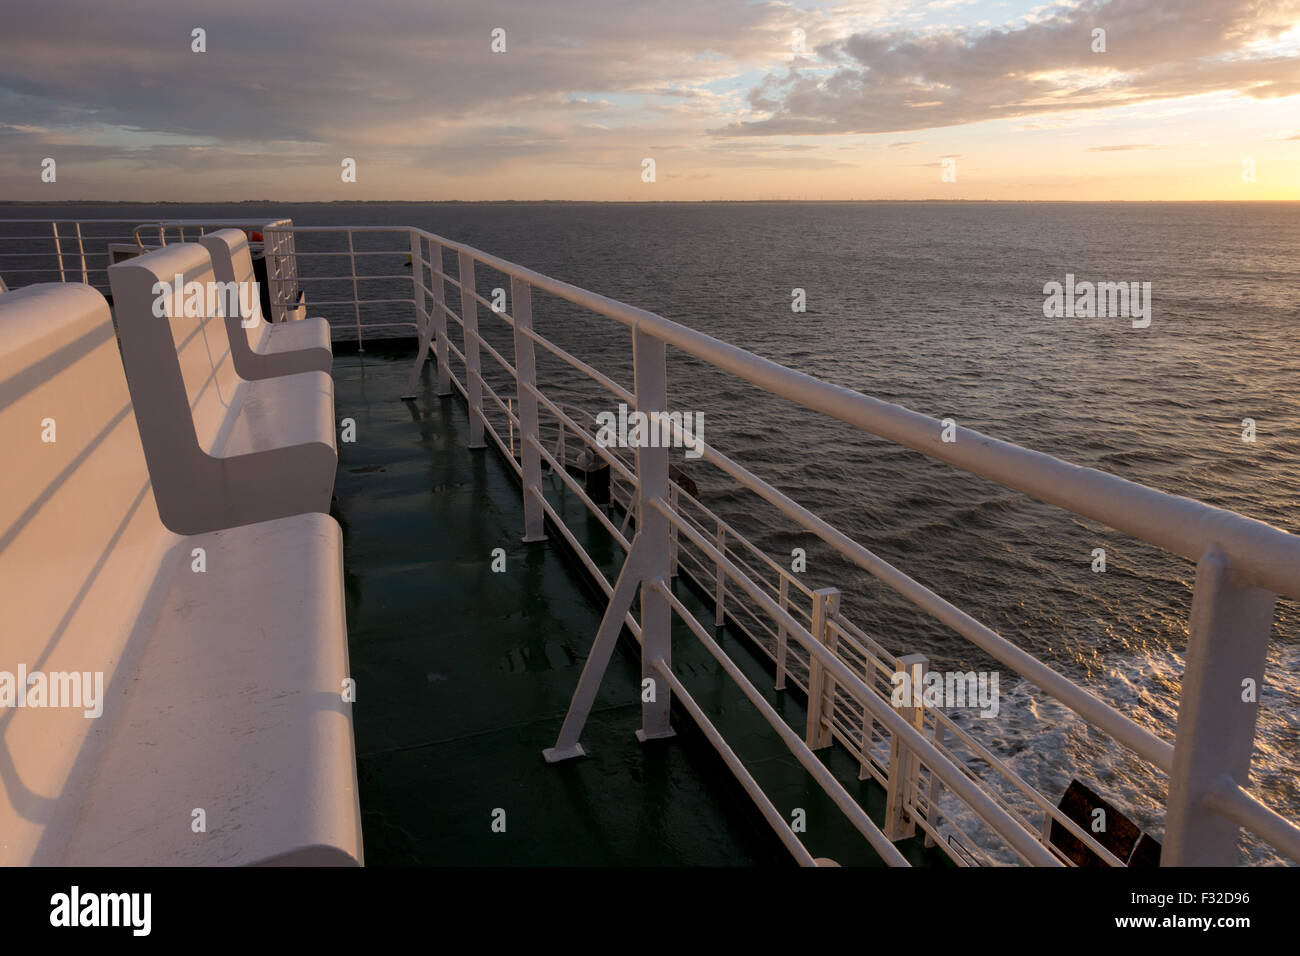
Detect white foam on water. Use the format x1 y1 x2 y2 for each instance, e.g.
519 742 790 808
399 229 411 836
926 642 1300 866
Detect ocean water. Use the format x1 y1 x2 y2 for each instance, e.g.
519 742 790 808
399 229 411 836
4 200 1298 862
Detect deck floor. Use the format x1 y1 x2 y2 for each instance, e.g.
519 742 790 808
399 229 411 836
332 351 945 866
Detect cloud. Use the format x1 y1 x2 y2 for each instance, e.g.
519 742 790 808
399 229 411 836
1 0 1296 199
0 0 805 173
714 0 1300 137
0 0 798 142
0 0 825 195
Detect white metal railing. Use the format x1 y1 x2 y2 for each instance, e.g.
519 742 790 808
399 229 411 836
129 218 290 250
0 219 147 294
0 218 293 301
259 225 422 343
13 216 1291 866
250 221 1300 868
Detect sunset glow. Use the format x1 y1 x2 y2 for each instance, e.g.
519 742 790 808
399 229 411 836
2 0 1298 201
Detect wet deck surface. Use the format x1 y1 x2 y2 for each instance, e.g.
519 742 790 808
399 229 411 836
332 351 945 866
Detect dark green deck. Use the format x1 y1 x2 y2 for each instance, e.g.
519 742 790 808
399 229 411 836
331 351 947 866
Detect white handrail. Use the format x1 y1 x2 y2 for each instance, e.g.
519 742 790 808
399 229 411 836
268 222 1300 593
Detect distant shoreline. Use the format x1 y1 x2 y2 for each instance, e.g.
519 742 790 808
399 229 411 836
2 198 1297 205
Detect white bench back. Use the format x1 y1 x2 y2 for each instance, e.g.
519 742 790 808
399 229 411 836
199 229 271 351
114 242 244 455
0 283 170 863
111 242 337 534
109 243 253 531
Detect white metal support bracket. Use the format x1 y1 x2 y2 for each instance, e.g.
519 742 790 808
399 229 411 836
543 536 651 762
1164 546 1275 865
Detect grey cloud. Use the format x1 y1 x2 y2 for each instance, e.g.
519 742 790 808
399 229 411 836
715 0 1300 137
0 0 792 146
0 0 817 196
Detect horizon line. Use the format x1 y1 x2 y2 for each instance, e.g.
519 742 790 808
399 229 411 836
4 198 1300 205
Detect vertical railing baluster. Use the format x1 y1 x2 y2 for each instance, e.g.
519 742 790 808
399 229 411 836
1163 546 1275 865
459 251 485 449
511 278 546 543
859 653 877 780
633 325 674 743
346 229 362 351
508 398 516 459
74 222 88 285
410 230 428 340
267 226 286 324
885 652 927 840
668 484 680 577
402 230 431 398
775 575 790 690
282 220 300 323
714 523 726 626
263 227 277 322
926 719 946 849
51 222 66 283
821 615 841 740
430 240 450 396
804 587 841 750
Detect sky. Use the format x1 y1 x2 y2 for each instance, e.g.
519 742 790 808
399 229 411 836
1 0 1298 201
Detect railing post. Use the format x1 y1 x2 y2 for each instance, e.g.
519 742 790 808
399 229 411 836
264 228 278 321
924 720 945 848
667 484 680 578
804 587 841 750
74 222 88 285
346 229 363 351
511 278 547 543
459 250 485 448
885 652 927 840
775 575 790 690
1163 546 1275 865
409 230 428 340
633 325 674 743
430 240 450 396
858 652 877 780
402 231 431 398
714 524 726 626
265 226 285 323
821 611 841 742
51 222 66 283
279 220 300 323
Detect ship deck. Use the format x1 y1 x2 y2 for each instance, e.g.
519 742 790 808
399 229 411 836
4 211 1295 868
333 348 946 866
